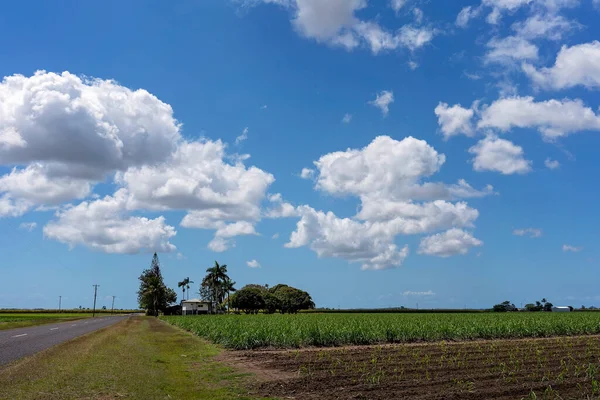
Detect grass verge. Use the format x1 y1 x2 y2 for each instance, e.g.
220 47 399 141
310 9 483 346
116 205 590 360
0 316 269 400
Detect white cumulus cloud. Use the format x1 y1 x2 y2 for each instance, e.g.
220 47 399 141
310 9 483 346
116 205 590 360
300 168 315 179
247 259 261 268
44 190 177 254
265 193 299 218
285 136 489 270
0 70 182 216
251 0 435 54
545 158 560 169
0 71 180 179
469 136 532 175
118 139 274 250
485 36 539 65
369 90 394 116
418 228 483 257
434 102 475 139
523 41 600 90
478 96 600 140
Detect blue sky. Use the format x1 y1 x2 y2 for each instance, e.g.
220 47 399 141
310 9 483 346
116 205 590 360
1 0 599 310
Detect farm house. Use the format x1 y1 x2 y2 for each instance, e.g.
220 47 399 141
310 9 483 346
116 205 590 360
552 306 572 312
181 299 212 315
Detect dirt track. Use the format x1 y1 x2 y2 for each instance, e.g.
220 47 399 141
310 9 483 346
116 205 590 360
226 335 600 399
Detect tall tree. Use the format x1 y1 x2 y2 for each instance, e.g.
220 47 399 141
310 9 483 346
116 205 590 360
222 278 237 312
137 253 177 316
177 279 187 303
186 278 194 300
201 261 230 312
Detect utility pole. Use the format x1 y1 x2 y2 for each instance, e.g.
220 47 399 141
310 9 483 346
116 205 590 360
92 285 100 317
111 296 116 315
58 296 62 312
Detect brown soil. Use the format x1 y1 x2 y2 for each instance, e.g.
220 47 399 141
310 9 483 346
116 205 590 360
224 335 600 400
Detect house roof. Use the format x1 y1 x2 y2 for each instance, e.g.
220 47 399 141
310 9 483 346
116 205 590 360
182 298 209 303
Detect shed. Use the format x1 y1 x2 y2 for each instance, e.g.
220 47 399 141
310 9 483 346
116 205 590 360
551 306 571 312
181 299 212 315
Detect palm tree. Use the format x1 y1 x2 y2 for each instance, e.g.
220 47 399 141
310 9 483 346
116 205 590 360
222 278 237 312
203 261 229 312
177 279 187 303
186 278 194 300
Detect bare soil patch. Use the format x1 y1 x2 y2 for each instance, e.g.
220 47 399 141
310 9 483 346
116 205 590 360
227 335 600 400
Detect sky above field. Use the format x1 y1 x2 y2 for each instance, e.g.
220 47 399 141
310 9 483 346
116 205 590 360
1 0 599 310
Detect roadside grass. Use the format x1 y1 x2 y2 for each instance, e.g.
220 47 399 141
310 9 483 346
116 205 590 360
0 316 270 400
0 313 95 330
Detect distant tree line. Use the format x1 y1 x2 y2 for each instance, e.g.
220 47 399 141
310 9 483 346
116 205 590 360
492 298 576 312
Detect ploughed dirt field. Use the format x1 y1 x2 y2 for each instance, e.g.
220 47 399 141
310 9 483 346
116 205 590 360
224 335 600 400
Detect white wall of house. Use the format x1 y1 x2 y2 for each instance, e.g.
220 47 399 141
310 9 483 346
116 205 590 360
552 306 571 312
182 300 211 315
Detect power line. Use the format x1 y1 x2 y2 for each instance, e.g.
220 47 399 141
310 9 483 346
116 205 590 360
58 295 62 312
111 296 116 315
92 285 100 317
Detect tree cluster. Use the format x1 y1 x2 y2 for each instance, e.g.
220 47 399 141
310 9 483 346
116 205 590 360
137 255 315 316
231 284 315 314
493 298 557 312
137 253 177 316
524 298 554 312
199 261 236 312
492 301 517 312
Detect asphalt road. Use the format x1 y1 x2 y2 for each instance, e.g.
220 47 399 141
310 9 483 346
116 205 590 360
0 315 129 366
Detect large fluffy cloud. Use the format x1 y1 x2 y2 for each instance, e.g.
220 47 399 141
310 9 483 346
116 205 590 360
0 70 181 216
0 71 180 178
118 139 274 251
286 136 489 269
285 206 411 271
117 140 274 216
43 190 177 254
314 136 444 197
523 41 600 90
312 136 493 201
0 71 278 254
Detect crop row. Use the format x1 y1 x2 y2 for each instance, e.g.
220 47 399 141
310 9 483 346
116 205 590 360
161 312 600 350
250 335 600 399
